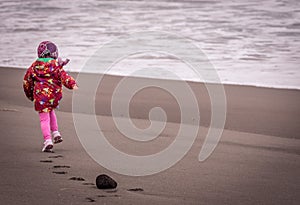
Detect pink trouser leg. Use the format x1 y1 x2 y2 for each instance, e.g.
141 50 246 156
39 112 51 141
49 110 58 132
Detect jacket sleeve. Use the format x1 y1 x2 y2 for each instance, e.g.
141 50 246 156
23 67 34 101
59 68 77 89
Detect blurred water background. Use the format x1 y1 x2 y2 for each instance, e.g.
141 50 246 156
0 0 299 89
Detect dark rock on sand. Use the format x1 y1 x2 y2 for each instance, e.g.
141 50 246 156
96 174 117 189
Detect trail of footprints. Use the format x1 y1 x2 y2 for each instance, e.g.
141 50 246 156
83 187 144 203
39 154 127 203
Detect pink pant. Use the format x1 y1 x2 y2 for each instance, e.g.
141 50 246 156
39 110 58 141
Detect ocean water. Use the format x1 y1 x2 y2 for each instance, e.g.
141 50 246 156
0 0 299 89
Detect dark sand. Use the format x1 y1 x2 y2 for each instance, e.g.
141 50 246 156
0 67 299 204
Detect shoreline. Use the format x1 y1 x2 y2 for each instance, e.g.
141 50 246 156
2 66 300 91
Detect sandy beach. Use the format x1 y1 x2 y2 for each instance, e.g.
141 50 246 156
0 67 299 205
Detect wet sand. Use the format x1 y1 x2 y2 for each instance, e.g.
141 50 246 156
0 67 299 205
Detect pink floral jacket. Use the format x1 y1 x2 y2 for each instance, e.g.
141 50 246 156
23 58 77 113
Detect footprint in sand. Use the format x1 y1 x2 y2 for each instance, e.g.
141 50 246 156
43 150 55 153
69 177 85 181
127 188 144 192
53 165 71 169
52 171 68 174
82 182 95 186
85 197 96 202
52 165 69 174
40 160 53 163
105 189 118 193
98 194 120 198
48 155 63 158
0 108 19 112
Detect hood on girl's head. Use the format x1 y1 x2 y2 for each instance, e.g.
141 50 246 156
37 41 58 59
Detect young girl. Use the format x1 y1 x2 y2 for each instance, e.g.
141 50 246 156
23 41 78 152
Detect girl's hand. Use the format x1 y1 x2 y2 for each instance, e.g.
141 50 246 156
73 85 79 90
58 57 70 66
